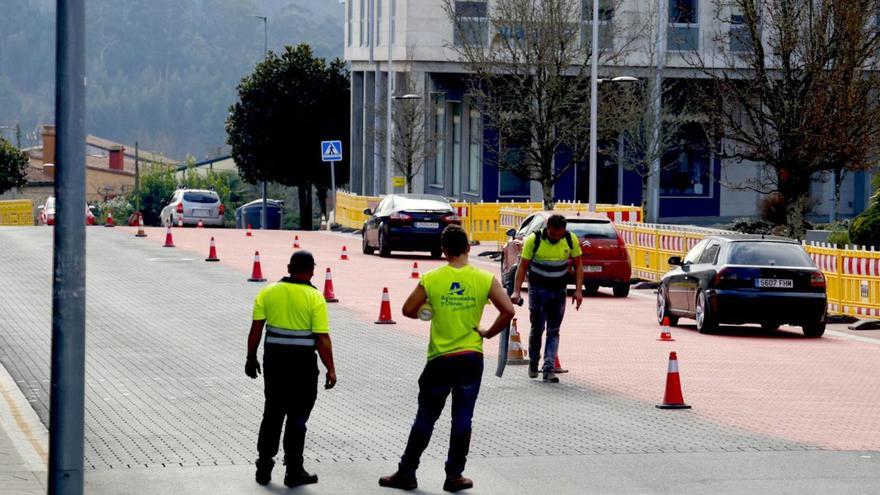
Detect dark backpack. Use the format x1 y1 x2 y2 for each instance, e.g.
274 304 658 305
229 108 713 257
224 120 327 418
528 228 574 260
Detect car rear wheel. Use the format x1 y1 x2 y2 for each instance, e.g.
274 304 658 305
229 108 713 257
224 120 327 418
583 282 599 296
695 290 717 334
802 321 826 338
362 231 375 255
612 282 630 298
656 286 679 326
378 230 391 257
430 248 442 259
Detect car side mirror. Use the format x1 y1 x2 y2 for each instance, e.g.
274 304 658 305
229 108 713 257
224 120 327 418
668 256 683 266
506 228 516 238
363 208 372 215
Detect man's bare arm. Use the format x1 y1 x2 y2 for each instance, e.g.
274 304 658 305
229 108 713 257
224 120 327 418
402 284 428 319
479 278 516 339
315 334 337 389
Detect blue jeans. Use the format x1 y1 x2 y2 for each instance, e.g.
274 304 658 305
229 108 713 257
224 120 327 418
399 352 483 477
528 286 567 373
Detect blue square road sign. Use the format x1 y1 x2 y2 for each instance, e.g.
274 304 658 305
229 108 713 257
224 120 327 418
321 140 343 162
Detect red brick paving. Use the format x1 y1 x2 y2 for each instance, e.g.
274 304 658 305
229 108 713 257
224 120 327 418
129 226 880 451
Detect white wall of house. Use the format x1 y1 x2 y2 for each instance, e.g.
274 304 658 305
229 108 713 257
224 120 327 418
718 160 759 218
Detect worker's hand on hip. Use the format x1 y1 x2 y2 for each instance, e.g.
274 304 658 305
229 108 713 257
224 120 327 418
324 370 337 390
245 357 261 379
572 290 583 311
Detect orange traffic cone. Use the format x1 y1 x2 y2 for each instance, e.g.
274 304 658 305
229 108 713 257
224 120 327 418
135 214 147 237
658 316 675 341
205 237 220 262
340 245 349 260
246 224 253 237
196 219 204 228
375 287 396 324
162 226 175 248
293 235 300 248
177 216 183 228
104 211 115 227
554 355 568 374
410 262 420 279
656 351 691 409
248 251 267 282
507 318 529 365
323 268 339 303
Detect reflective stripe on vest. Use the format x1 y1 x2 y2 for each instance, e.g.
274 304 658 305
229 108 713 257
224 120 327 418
265 325 316 347
529 258 569 279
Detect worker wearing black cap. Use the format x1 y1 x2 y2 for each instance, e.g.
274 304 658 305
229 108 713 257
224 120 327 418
245 250 337 487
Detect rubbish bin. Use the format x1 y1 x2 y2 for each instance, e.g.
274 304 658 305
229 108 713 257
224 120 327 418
235 199 283 229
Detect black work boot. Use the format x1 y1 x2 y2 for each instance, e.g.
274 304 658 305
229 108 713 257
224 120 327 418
379 471 418 490
528 361 539 379
443 475 474 492
543 371 559 383
254 458 274 485
284 466 318 488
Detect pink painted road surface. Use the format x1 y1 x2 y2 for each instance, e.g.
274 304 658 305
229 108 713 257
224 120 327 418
130 226 880 451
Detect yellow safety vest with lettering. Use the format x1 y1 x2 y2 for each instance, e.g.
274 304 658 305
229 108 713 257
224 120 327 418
420 264 494 360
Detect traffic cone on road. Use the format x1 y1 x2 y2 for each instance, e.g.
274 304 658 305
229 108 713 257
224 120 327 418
293 235 301 248
507 318 529 365
248 251 267 282
104 211 115 227
323 268 339 303
162 226 175 248
340 245 349 260
177 216 183 228
410 262 420 279
135 214 147 237
656 352 691 409
196 219 204 228
205 237 220 262
554 355 568 374
246 224 253 237
658 316 675 341
375 287 396 324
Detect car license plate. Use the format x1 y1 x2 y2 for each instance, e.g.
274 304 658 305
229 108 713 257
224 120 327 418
194 209 209 217
755 278 793 289
584 265 602 273
415 222 439 229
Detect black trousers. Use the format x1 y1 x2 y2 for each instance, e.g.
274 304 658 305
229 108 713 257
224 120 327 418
256 346 318 467
399 352 484 477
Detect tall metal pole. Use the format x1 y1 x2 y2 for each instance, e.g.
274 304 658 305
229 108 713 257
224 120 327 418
650 0 666 223
588 0 600 212
49 0 86 493
257 15 269 230
386 0 394 194
135 141 140 213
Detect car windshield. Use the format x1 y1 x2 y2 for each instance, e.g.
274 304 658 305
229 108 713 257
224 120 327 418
567 220 617 239
183 191 219 203
727 242 814 267
394 197 451 211
45 198 55 209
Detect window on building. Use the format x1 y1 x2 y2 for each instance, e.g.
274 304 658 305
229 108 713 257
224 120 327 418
467 106 482 194
347 0 353 47
451 102 462 196
730 2 757 54
454 1 488 46
660 124 711 198
499 145 531 197
360 0 366 46
668 0 699 51
581 0 614 51
432 94 446 187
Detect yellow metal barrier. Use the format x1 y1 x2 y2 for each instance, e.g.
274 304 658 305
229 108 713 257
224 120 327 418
335 191 381 230
807 243 880 319
0 199 34 226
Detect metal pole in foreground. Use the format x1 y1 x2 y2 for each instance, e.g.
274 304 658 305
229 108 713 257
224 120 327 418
49 0 86 493
258 16 269 230
588 0 600 212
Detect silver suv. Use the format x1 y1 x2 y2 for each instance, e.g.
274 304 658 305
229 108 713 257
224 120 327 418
160 189 225 227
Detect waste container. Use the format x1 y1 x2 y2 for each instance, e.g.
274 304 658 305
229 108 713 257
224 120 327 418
235 199 283 229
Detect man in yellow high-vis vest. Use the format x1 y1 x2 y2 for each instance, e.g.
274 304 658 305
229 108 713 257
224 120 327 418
380 225 515 493
245 251 337 488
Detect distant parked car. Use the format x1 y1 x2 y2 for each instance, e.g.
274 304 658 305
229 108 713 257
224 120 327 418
362 194 461 258
657 235 827 337
37 196 96 225
159 189 225 227
500 211 632 297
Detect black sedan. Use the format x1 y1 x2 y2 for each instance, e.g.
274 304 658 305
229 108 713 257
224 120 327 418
656 235 827 337
362 194 461 258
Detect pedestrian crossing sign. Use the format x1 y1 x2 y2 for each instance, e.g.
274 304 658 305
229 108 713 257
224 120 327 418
321 140 343 162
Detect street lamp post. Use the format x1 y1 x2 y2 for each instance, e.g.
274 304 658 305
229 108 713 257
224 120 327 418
587 73 637 211
251 15 269 229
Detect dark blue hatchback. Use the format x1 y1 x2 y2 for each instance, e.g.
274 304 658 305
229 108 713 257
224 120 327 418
362 194 461 258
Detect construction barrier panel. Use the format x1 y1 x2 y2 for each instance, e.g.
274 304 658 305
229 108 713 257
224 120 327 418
0 199 34 226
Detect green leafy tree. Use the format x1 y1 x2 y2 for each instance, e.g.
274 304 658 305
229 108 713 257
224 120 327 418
0 137 29 194
226 44 349 229
134 166 177 226
849 175 880 248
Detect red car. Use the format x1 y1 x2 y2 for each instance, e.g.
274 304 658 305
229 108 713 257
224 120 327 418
38 196 97 225
500 210 633 297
